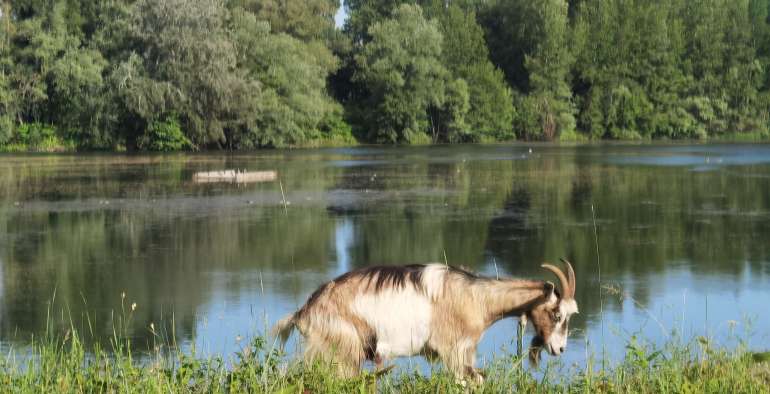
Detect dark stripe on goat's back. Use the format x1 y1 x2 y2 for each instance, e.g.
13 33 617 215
336 264 427 292
298 265 428 315
298 264 481 314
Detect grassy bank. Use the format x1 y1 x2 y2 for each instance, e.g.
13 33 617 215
1 330 768 393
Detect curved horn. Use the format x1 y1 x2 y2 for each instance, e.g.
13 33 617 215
560 258 576 298
541 262 572 299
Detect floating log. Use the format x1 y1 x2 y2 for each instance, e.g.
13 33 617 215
193 170 277 184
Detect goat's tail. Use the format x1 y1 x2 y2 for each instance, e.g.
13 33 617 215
271 313 297 345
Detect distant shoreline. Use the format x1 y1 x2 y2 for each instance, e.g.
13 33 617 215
3 135 769 154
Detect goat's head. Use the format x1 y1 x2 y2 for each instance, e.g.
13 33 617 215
527 258 578 364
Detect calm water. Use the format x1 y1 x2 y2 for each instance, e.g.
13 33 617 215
1 144 769 371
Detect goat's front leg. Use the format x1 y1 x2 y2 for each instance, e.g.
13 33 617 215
462 343 485 385
429 324 484 385
517 314 528 357
441 338 483 386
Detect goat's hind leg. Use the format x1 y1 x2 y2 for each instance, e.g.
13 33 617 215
303 336 363 378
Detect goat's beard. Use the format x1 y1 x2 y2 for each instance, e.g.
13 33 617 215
529 336 544 366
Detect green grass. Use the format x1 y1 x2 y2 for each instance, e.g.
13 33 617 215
1 327 768 393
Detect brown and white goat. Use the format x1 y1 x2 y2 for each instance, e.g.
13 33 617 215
272 260 578 380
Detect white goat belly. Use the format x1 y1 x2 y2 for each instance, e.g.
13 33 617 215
352 288 432 358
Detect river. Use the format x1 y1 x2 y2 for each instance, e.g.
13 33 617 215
1 143 769 371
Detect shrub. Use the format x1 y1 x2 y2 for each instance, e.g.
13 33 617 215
0 122 74 152
138 116 192 151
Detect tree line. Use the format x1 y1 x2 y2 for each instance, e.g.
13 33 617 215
1 0 770 151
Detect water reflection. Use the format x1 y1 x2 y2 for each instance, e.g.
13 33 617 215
1 144 769 368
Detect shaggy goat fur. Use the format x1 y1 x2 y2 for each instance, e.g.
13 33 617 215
272 263 577 380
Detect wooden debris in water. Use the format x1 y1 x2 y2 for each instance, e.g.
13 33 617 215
192 170 277 184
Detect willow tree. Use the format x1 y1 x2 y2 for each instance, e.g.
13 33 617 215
110 0 258 150
572 0 762 139
438 5 514 141
229 7 342 147
231 0 339 42
354 4 468 143
572 0 661 139
0 1 14 143
481 0 575 140
0 1 110 147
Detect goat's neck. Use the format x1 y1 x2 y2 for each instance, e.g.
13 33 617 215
475 279 546 325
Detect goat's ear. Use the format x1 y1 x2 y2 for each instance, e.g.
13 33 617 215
543 281 555 297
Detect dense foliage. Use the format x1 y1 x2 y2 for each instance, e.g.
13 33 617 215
2 0 770 150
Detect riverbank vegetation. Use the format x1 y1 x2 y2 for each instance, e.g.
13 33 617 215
2 0 770 151
1 328 768 393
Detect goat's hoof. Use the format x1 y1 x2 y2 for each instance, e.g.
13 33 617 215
471 369 485 385
455 378 469 388
456 369 485 387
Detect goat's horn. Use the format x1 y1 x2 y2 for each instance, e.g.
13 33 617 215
541 263 571 299
560 258 576 298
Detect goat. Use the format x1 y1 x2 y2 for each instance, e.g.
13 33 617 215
272 259 578 382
